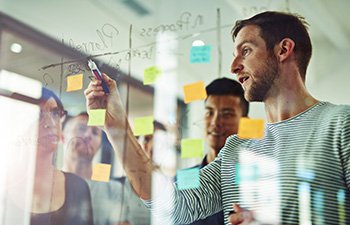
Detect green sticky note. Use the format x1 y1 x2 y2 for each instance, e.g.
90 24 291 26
181 139 203 158
87 109 106 126
177 167 200 190
190 45 211 63
134 116 154 136
144 66 162 85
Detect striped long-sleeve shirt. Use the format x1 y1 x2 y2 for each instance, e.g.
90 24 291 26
168 102 350 225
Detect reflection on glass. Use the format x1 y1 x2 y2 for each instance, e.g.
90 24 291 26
237 150 280 224
0 96 39 225
298 182 311 225
313 190 324 224
337 189 346 225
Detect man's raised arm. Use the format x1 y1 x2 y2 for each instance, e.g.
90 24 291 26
84 73 153 199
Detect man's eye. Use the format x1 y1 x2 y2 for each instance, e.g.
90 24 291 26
78 125 87 132
92 128 100 136
205 111 213 117
242 48 250 56
51 110 61 118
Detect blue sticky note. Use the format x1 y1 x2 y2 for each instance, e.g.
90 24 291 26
190 45 211 63
177 167 200 190
235 163 259 184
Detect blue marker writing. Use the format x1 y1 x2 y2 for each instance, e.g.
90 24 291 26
88 59 110 94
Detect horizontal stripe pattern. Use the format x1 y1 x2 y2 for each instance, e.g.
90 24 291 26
169 102 350 224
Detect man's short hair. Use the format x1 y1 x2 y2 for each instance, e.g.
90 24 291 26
231 11 312 81
206 78 249 116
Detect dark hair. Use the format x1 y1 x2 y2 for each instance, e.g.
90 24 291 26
232 11 312 81
154 120 167 132
40 87 66 116
206 78 249 116
62 112 88 130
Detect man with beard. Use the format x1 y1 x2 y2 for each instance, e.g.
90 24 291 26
62 112 131 225
84 11 350 225
179 78 249 225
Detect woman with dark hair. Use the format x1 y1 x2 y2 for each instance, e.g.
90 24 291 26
30 87 94 225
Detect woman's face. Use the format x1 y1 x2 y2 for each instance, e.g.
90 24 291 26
37 97 63 154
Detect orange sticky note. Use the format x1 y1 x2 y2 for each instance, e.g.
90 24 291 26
237 118 265 139
181 139 203 158
144 66 162 85
66 74 83 92
87 109 106 126
91 163 111 182
183 81 207 103
134 116 154 136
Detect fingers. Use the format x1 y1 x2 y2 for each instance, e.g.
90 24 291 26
102 73 117 88
233 203 243 213
228 204 254 225
84 81 105 98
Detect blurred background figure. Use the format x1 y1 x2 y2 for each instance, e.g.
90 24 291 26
112 120 168 225
32 88 94 225
62 112 131 225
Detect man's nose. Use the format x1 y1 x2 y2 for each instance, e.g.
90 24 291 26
210 112 222 126
231 56 244 74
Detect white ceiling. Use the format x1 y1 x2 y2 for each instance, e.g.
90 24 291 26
1 0 349 118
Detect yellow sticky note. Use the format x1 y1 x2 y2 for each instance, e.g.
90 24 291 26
91 163 111 182
134 116 154 136
66 74 83 92
144 66 161 85
237 118 265 139
87 109 106 126
181 139 203 158
183 81 207 104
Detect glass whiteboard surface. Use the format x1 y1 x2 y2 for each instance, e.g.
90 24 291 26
0 96 39 225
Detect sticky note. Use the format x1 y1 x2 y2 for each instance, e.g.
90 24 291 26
66 73 83 92
235 163 259 184
237 118 265 139
144 66 161 85
183 81 207 103
190 45 211 63
91 163 111 182
87 109 106 126
177 167 200 190
134 116 154 136
181 139 203 158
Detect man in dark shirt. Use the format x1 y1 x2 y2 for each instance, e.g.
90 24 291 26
180 77 249 225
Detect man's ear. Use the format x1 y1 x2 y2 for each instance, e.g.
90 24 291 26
275 38 295 62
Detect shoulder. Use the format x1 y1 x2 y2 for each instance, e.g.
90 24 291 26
62 172 90 192
318 102 350 117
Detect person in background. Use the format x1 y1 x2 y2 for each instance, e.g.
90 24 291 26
137 120 167 159
179 77 249 225
113 120 168 225
62 112 131 225
31 88 93 225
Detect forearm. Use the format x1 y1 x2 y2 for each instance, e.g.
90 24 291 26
105 120 153 199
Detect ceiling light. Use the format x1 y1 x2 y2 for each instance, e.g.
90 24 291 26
192 40 205 46
10 43 23 53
